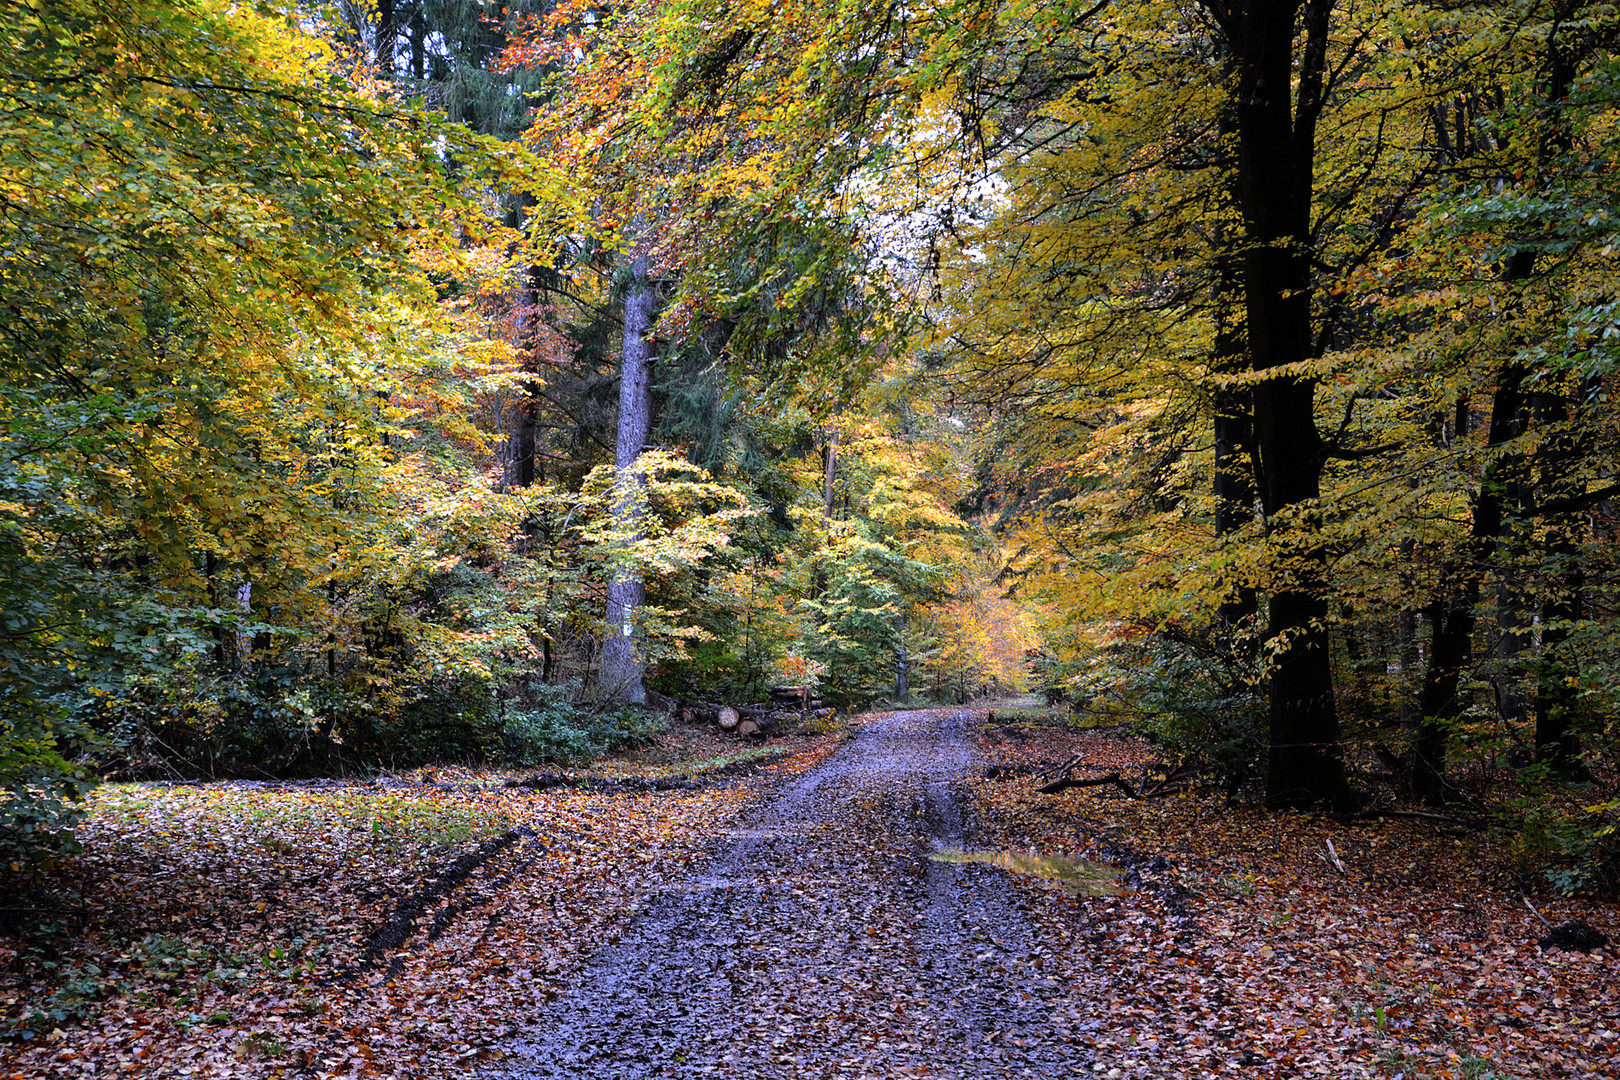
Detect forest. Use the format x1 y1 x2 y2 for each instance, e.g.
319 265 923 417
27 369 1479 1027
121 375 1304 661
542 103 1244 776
1 0 1619 1075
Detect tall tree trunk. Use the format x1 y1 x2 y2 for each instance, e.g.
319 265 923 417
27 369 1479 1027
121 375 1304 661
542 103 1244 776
1492 417 1534 737
1232 0 1354 810
599 253 655 705
822 425 839 521
1415 362 1527 800
509 394 538 490
410 8 425 81
1532 380 1592 774
1493 567 1533 730
1212 243 1256 630
376 0 396 73
507 233 540 491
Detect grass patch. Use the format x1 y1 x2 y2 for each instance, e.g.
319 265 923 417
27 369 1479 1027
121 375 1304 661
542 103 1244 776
91 785 515 852
601 744 794 780
983 705 1120 731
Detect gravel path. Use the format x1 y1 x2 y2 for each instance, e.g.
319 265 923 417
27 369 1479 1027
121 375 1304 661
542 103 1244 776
498 709 1093 1079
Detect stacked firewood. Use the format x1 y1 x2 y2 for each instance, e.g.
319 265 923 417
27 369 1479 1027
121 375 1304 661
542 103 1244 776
674 686 834 736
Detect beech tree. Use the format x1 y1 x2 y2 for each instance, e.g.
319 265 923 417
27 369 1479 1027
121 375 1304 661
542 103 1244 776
598 253 659 703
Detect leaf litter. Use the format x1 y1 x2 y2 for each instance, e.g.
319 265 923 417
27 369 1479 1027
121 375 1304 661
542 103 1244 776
970 722 1620 1078
4 711 1617 1079
0 727 840 1079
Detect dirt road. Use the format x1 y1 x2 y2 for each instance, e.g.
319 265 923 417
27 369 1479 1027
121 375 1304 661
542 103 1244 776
498 709 1095 1079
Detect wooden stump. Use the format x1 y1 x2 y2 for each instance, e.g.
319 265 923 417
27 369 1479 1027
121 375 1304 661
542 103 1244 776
717 706 741 730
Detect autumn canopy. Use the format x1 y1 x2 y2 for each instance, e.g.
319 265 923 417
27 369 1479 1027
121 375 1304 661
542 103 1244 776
1 0 1618 893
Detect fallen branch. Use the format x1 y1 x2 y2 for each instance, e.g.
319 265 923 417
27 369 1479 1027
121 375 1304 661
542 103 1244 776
1319 837 1346 875
1356 808 1486 827
679 699 825 726
1038 771 1139 798
1522 893 1555 931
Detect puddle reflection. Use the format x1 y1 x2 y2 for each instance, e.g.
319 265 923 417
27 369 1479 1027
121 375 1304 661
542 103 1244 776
929 847 1122 896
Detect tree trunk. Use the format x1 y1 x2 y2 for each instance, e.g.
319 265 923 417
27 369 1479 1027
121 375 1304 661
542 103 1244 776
1414 365 1527 800
1493 569 1532 731
1211 79 1256 633
1416 599 1468 801
599 253 656 706
1213 253 1257 630
509 397 537 491
409 8 425 81
823 425 838 521
1233 0 1354 810
1532 381 1591 774
508 277 539 490
376 0 396 74
893 614 910 702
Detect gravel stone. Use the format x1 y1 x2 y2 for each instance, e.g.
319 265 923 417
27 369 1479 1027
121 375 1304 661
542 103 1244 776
498 708 1094 1078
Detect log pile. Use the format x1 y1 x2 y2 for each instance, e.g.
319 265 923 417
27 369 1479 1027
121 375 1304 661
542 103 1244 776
674 686 833 737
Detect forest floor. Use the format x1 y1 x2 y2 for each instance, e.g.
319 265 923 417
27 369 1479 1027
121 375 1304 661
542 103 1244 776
2 708 1616 1079
0 725 841 1078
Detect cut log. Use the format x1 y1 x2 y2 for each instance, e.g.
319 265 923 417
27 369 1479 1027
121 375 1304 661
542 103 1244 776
717 706 740 730
680 703 719 724
737 718 761 736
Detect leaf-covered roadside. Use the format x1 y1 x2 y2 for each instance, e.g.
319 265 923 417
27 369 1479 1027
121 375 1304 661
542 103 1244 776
968 725 1619 1079
0 734 840 1078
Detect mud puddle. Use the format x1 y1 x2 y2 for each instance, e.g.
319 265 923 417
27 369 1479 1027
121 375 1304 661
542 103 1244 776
929 846 1122 896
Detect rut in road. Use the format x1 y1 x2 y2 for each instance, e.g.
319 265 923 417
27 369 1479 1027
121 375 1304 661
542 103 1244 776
498 708 1097 1079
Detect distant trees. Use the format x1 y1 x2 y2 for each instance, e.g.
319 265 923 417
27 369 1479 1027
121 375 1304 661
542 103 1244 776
0 2 1008 878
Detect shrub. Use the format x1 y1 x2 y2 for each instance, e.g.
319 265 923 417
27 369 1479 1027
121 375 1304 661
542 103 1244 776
500 682 665 765
1092 624 1266 791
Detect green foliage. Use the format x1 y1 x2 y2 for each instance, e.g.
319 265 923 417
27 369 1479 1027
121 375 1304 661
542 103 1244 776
501 682 664 766
1513 784 1620 896
1081 627 1266 789
3 959 110 1041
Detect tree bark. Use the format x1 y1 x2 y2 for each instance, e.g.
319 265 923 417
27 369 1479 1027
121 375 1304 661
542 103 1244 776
1230 0 1354 810
599 252 656 705
507 252 540 491
823 425 838 521
409 7 425 81
1213 250 1257 629
1532 380 1593 774
1415 362 1527 801
376 0 396 74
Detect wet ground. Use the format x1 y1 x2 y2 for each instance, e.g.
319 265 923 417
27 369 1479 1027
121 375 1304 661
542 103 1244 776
497 708 1097 1079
